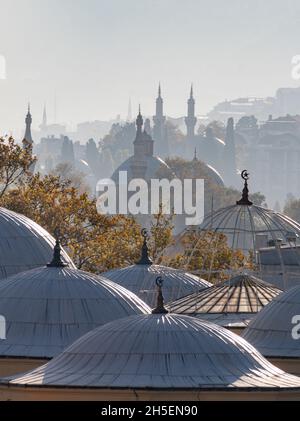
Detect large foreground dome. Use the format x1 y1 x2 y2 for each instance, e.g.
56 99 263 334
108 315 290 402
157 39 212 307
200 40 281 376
0 207 74 279
4 313 300 390
0 242 150 360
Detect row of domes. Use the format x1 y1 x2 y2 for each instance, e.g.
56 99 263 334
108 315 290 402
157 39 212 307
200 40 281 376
0 204 300 398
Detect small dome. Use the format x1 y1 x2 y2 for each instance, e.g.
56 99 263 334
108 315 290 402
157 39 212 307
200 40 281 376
167 274 282 328
103 234 211 307
6 313 300 390
0 207 74 279
111 155 173 183
104 265 211 308
243 285 300 357
0 244 150 359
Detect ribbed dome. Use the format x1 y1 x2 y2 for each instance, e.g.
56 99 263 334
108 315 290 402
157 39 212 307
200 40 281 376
6 314 300 390
177 172 300 290
112 155 172 183
0 261 150 359
103 231 211 308
167 274 282 327
243 285 300 357
0 207 74 279
104 265 211 308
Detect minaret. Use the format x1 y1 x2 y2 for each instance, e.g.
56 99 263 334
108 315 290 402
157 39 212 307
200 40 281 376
136 105 143 139
40 104 47 131
153 83 168 157
132 107 154 178
127 98 133 122
185 84 197 140
23 104 33 149
42 104 47 127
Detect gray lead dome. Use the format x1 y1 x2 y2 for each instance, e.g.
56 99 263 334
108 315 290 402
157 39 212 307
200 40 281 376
6 314 300 390
0 266 151 359
167 274 282 328
0 207 74 279
243 284 300 357
104 264 211 308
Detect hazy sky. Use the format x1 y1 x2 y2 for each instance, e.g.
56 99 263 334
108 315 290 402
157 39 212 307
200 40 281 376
1 0 300 136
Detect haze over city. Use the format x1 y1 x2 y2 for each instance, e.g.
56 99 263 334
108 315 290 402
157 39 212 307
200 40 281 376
2 0 300 405
1 0 300 135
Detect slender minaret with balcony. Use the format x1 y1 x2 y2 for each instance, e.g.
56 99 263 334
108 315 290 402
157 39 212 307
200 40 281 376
185 84 197 141
131 107 154 178
153 84 168 157
22 104 33 150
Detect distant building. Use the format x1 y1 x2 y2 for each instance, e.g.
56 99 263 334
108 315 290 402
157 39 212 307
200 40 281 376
235 114 300 205
153 84 169 157
185 85 197 142
208 96 276 123
111 109 172 184
208 87 300 124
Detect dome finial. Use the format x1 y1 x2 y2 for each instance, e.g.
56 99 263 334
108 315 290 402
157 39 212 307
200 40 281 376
136 106 143 135
152 277 169 314
47 229 68 268
236 170 253 206
136 228 153 265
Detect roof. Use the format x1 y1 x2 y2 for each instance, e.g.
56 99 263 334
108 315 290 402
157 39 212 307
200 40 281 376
0 266 150 359
167 274 282 327
199 204 300 256
111 155 173 183
243 284 300 357
5 314 300 390
103 264 211 308
0 207 74 279
205 163 225 186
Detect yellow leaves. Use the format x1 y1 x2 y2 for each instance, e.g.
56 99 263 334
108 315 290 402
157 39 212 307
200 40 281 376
0 136 36 197
162 230 249 283
1 172 143 273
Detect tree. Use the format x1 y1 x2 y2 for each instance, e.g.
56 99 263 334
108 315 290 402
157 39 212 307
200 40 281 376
206 120 226 140
161 230 251 283
53 162 90 194
149 204 174 261
0 173 143 273
223 118 237 187
0 136 36 198
85 138 101 178
60 136 74 164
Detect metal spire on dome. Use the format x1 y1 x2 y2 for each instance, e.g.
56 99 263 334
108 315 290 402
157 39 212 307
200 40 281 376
190 83 194 99
137 229 153 265
136 105 143 135
47 232 68 268
152 277 169 314
236 170 253 206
